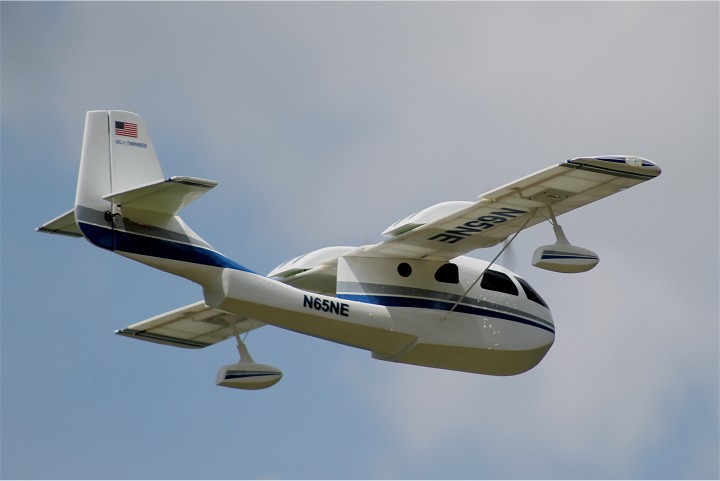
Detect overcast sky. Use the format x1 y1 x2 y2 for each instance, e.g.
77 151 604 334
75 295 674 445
2 2 718 479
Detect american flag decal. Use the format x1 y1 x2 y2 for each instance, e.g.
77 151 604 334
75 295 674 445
115 121 138 138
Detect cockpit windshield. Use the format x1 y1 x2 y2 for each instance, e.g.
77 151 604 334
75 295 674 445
480 270 519 296
515 277 549 308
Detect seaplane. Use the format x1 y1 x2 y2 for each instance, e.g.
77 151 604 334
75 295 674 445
38 110 661 390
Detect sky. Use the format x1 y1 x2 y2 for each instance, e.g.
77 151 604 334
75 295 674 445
1 2 718 479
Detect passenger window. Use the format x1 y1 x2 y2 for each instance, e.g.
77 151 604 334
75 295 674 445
516 277 549 308
434 263 459 284
480 270 518 296
397 262 412 278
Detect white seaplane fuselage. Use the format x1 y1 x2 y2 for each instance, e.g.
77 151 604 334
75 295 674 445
126 242 554 376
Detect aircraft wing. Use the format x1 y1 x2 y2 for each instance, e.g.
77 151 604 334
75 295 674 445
115 301 264 348
357 156 661 260
274 156 661 288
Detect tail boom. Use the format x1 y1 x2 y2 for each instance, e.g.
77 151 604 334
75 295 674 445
203 268 418 357
203 267 551 375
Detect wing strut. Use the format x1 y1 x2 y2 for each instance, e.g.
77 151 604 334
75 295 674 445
443 209 538 321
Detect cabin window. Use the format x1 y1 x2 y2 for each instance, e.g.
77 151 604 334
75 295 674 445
397 262 412 277
480 270 518 296
516 277 549 308
434 263 459 284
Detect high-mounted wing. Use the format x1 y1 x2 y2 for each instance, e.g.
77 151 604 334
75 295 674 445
359 156 660 260
115 301 264 348
275 156 660 287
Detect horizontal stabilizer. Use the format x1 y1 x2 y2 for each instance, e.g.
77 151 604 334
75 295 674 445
37 209 82 238
103 176 218 216
115 301 264 349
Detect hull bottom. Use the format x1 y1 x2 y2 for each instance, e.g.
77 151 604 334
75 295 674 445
375 342 553 376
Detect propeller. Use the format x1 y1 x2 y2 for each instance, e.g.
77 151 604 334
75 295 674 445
499 237 518 271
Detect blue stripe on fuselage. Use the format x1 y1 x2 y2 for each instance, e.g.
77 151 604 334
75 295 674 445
78 222 253 273
337 293 555 334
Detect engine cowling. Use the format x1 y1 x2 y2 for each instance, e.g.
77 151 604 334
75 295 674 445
382 201 474 237
268 246 356 279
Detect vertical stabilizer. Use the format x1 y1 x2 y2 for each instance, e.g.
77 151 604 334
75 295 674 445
75 111 166 249
73 110 249 284
76 111 164 216
108 111 164 193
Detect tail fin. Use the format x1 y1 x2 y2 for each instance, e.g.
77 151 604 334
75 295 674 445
75 111 163 215
73 110 250 284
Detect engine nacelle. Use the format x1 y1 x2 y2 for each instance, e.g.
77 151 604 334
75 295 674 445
268 246 356 279
382 201 474 237
216 362 283 390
